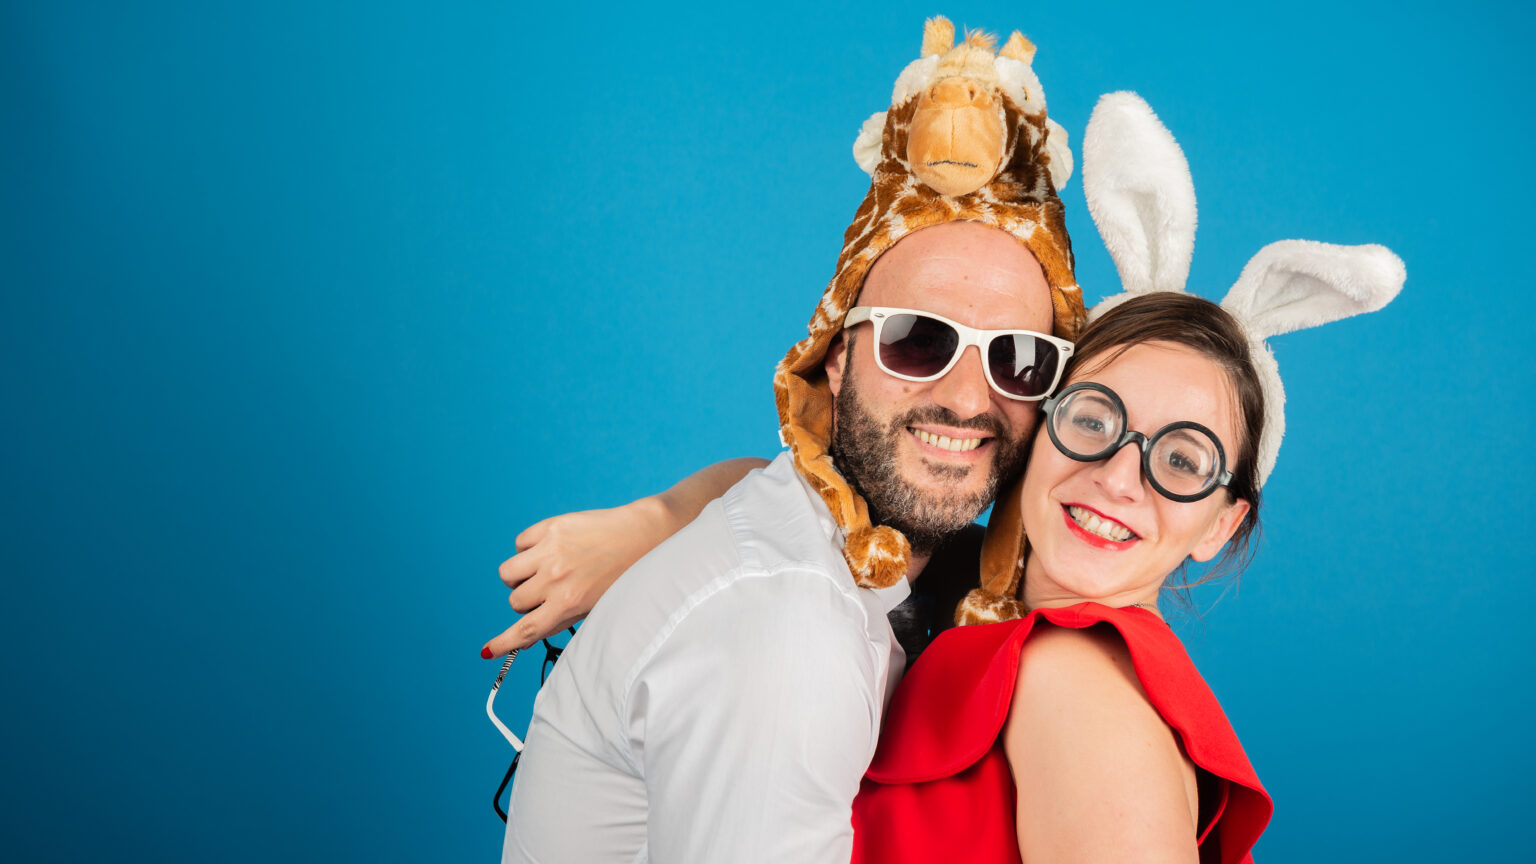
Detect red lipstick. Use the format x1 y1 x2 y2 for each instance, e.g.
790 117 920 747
1061 504 1139 551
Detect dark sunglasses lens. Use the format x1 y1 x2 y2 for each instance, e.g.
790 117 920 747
1051 389 1123 457
877 313 959 379
987 334 1062 398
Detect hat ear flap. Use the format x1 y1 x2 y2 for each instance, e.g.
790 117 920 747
1083 92 1197 300
1222 240 1406 340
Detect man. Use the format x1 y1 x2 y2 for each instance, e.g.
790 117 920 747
500 19 1084 862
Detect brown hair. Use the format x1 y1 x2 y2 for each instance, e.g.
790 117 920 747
1068 292 1265 585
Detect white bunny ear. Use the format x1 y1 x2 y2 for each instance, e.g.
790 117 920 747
1224 240 1406 488
1083 92 1197 298
1222 240 1406 339
1044 118 1073 191
852 111 887 175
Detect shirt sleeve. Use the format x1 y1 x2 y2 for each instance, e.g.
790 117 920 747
624 564 889 863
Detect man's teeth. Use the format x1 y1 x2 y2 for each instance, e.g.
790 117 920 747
912 429 983 452
1068 505 1135 542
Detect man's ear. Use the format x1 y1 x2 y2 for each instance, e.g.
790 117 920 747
1190 497 1250 562
824 331 850 397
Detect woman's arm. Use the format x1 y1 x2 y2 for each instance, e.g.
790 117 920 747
1003 624 1199 863
480 458 769 656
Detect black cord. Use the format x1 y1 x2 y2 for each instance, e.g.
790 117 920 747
493 753 520 823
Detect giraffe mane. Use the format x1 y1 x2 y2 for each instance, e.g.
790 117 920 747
962 28 997 51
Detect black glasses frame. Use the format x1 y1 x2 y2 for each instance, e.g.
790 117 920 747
1041 382 1233 503
490 630 574 824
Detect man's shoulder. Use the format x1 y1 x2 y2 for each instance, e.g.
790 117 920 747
550 455 892 715
583 453 860 637
711 451 853 578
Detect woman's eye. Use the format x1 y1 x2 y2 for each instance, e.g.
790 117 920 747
1070 414 1107 434
1164 448 1205 477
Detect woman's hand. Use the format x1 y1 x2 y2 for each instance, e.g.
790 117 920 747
479 458 769 657
480 497 674 655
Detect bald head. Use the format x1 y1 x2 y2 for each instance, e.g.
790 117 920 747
859 222 1053 334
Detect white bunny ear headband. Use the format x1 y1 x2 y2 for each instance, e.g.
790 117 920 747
1083 92 1406 486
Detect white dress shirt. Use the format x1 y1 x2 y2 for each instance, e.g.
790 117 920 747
503 452 911 863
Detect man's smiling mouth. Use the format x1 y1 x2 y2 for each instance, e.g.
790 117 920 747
910 428 984 452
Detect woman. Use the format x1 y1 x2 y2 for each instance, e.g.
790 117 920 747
486 292 1274 861
849 292 1271 863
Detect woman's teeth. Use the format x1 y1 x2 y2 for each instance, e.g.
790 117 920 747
912 429 982 452
1068 505 1136 542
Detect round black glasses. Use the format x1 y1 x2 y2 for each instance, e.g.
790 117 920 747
1041 382 1234 503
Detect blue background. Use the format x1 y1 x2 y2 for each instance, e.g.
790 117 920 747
3 1 1531 860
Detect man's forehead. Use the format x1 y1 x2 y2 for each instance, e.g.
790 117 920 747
857 222 1053 330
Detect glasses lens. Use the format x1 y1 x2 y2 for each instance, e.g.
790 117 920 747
987 334 1062 399
877 313 960 379
1052 389 1124 457
1148 427 1223 497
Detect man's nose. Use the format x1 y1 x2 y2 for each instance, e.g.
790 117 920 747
928 345 992 420
1093 441 1146 500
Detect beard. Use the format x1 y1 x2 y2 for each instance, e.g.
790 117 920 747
829 365 1032 557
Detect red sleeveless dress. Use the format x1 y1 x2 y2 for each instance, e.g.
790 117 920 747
851 603 1272 863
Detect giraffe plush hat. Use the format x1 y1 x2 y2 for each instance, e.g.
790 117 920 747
773 16 1085 590
957 92 1407 624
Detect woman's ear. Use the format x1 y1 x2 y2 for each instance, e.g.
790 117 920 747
1190 497 1251 563
824 332 849 397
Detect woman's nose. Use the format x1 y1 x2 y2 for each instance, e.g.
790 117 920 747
1093 441 1145 500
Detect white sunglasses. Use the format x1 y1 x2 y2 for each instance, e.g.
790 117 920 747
843 306 1074 401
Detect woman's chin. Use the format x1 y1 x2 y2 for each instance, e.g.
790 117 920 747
1027 549 1163 607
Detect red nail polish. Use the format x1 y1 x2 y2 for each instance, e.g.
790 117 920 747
480 646 493 659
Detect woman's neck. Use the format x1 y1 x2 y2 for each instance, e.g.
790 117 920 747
1020 556 1164 618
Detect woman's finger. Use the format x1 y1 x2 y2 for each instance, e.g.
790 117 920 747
507 570 550 614
480 620 529 657
499 546 542 590
514 517 551 553
481 603 566 656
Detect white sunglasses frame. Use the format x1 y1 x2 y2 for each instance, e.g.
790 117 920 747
842 306 1074 402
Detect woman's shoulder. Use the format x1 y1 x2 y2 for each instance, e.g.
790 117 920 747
1012 616 1143 703
1007 613 1184 753
866 604 1150 782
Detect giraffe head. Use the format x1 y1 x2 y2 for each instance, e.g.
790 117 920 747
910 22 1046 197
854 18 1073 197
773 17 1083 590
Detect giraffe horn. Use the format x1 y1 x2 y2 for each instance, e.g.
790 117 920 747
922 16 955 57
999 31 1035 63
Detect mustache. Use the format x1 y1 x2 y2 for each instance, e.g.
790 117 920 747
892 405 1007 438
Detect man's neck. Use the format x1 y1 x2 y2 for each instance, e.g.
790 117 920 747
904 551 931 585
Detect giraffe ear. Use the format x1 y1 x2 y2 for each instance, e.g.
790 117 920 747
852 111 887 175
999 31 1035 63
1045 118 1073 191
922 16 955 57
